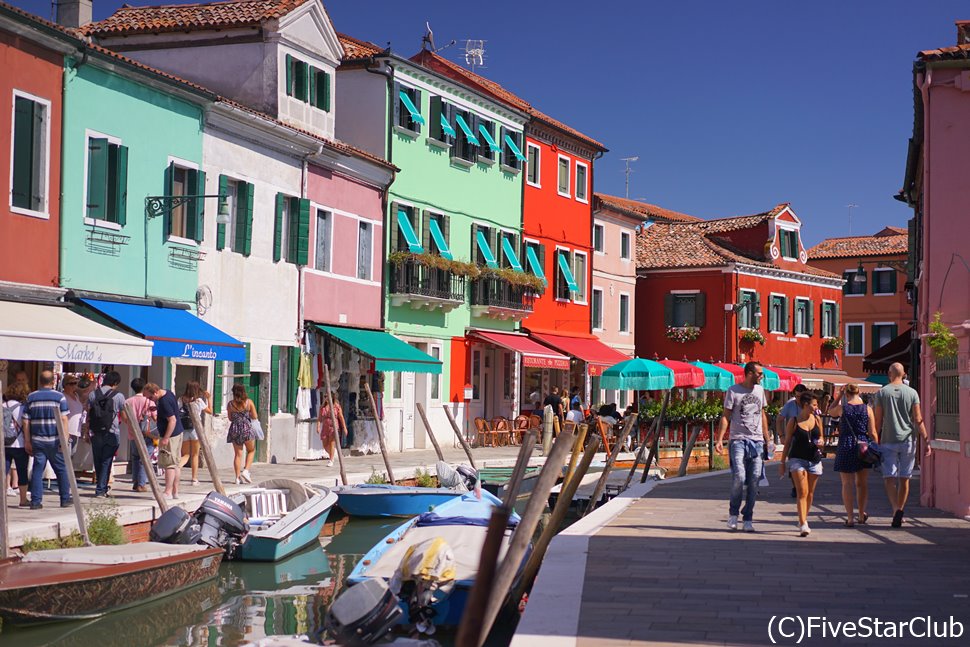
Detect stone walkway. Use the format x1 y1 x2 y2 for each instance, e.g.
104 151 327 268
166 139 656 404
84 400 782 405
516 460 970 646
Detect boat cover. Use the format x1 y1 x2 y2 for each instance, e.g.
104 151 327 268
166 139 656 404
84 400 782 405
21 542 212 565
416 512 518 529
362 525 512 582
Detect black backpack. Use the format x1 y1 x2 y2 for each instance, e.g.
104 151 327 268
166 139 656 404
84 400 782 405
88 388 117 435
180 400 205 431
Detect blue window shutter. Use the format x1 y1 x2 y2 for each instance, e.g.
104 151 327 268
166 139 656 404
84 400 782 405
475 229 498 269
501 235 524 272
557 251 579 292
428 217 453 260
397 208 423 253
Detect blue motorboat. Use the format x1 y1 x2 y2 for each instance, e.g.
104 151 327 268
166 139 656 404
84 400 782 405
334 484 467 518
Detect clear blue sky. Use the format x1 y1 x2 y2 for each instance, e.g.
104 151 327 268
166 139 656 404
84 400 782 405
12 0 967 244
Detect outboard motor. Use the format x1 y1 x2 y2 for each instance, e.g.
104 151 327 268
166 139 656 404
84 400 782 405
434 461 478 492
325 579 403 646
195 492 248 558
389 537 457 636
149 505 201 545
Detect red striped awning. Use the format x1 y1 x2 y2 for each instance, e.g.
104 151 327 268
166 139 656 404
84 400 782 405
529 332 630 376
468 330 570 370
658 360 706 388
768 367 803 391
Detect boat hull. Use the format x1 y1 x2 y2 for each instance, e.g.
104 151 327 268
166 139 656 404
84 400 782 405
479 467 541 500
238 505 332 562
336 485 463 518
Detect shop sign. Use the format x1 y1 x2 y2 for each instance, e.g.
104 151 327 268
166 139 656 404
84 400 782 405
522 355 570 370
587 363 610 377
56 343 105 363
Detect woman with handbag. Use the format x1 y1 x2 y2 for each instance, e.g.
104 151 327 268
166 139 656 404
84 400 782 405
226 384 258 484
829 383 879 527
778 391 824 537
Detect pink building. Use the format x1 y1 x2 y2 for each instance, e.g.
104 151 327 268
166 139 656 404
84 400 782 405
899 22 970 518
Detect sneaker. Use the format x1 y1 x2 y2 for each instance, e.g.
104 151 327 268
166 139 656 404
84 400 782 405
891 509 904 528
727 515 738 531
7 487 17 497
327 459 334 467
191 480 200 486
799 523 810 537
30 503 42 510
61 499 74 508
235 476 241 485
743 520 755 533
240 469 252 484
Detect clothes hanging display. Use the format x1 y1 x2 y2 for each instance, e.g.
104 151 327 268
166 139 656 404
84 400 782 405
298 352 313 389
296 387 312 422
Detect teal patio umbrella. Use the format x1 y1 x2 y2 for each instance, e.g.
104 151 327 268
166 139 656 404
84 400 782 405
600 358 675 391
690 361 735 391
759 366 782 391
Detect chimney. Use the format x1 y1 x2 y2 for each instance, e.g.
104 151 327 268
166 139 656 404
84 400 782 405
957 21 970 45
55 0 93 29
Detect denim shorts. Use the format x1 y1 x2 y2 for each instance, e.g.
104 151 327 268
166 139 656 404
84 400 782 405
788 457 822 475
880 440 916 479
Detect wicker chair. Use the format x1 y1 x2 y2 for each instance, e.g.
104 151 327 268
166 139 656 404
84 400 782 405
473 417 492 447
490 417 511 446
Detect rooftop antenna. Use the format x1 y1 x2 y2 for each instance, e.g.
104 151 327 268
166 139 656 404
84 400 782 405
621 156 639 199
422 22 456 53
846 203 859 235
463 39 486 72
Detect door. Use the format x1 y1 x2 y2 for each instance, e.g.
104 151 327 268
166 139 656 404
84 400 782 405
411 343 430 450
401 371 415 449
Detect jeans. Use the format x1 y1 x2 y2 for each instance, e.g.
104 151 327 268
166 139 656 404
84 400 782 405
129 438 150 487
91 434 120 495
29 441 71 505
729 439 764 521
5 447 29 486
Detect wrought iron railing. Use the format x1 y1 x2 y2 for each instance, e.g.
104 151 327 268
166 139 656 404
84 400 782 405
469 277 535 312
389 258 465 303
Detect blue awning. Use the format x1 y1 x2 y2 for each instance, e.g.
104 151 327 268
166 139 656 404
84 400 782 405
476 230 498 269
526 245 546 284
455 114 480 145
398 90 425 125
504 133 527 162
396 208 423 253
81 299 246 362
478 124 501 152
501 236 523 272
440 113 456 138
557 251 579 292
428 218 454 260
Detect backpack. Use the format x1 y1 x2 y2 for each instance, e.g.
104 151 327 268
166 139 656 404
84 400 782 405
180 400 205 431
3 403 18 446
88 388 117 435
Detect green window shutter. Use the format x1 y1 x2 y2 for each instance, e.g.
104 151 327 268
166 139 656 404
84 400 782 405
295 61 308 102
309 68 317 106
285 54 294 96
888 269 897 294
270 345 280 413
392 82 402 127
889 323 898 340
695 292 706 327
163 161 175 237
430 95 443 140
239 182 254 256
287 197 298 261
834 302 840 334
216 175 228 250
213 361 223 417
663 293 674 326
114 145 128 226
296 198 310 265
784 297 791 334
421 209 431 252
192 169 206 243
11 97 35 209
807 300 814 336
274 193 285 262
287 346 300 413
322 71 331 112
86 138 109 220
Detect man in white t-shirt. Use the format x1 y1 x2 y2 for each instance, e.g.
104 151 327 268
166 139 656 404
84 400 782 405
715 361 770 532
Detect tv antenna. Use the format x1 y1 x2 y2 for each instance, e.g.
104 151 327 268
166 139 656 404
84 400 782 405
621 156 639 199
422 23 455 53
846 203 859 235
463 39 486 72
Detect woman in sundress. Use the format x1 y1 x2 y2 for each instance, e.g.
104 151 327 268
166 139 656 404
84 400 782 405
226 384 258 484
830 384 879 527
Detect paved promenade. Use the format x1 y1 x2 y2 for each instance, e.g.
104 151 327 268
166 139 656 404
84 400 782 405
516 460 970 646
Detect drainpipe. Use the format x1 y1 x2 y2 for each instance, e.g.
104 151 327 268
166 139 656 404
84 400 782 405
916 66 934 508
298 146 323 346
364 56 394 332
60 39 91 291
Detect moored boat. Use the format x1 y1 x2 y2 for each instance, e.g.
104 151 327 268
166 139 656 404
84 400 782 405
334 484 466 518
477 465 541 499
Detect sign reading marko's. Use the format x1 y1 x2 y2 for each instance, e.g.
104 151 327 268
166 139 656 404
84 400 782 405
56 343 104 363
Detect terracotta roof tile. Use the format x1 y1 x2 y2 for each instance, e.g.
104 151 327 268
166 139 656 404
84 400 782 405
918 42 970 62
82 0 310 36
808 228 908 260
408 49 606 152
337 32 384 61
594 193 700 223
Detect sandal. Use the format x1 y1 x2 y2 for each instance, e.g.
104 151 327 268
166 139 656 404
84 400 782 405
858 512 868 525
844 518 855 527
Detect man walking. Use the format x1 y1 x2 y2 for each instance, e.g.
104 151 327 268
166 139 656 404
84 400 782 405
145 383 184 501
543 386 564 425
874 362 930 528
86 371 126 497
715 361 770 532
21 370 72 509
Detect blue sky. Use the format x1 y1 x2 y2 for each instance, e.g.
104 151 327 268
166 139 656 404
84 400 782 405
12 0 967 244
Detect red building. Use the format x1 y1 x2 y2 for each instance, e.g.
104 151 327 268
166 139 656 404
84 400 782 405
636 203 852 382
0 5 66 287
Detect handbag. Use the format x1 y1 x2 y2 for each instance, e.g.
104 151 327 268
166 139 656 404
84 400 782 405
140 415 159 440
251 418 265 441
857 438 881 466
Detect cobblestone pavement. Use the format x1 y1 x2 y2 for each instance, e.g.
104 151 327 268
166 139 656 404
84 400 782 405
573 461 970 646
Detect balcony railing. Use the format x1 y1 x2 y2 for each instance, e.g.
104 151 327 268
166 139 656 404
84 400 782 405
469 276 535 320
389 258 465 311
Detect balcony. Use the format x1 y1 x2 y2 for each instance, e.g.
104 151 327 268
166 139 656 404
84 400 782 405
389 258 465 313
469 276 535 321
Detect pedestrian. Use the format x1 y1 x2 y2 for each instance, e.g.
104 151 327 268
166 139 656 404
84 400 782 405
566 400 584 425
21 370 72 509
776 384 808 498
226 383 258 484
543 386 564 425
779 391 824 536
61 375 84 455
120 378 155 492
4 382 30 507
318 391 347 468
715 361 770 532
829 383 878 526
178 381 210 487
569 386 582 410
873 362 930 528
85 371 126 498
145 383 184 500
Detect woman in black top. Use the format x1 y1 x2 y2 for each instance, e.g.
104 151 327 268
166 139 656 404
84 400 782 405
779 391 824 537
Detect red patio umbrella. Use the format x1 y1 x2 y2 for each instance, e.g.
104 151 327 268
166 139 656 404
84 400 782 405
658 360 706 388
713 362 745 384
768 367 802 391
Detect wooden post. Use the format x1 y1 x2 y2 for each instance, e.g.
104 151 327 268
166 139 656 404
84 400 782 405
640 390 672 484
677 423 702 477
478 425 578 646
187 404 224 495
323 365 348 486
415 402 443 462
541 405 554 455
709 421 715 471
564 423 589 485
624 390 671 490
454 505 512 647
501 429 536 507
124 400 168 513
54 409 91 545
0 381 7 559
363 381 395 485
443 404 476 469
513 436 601 603
582 414 637 517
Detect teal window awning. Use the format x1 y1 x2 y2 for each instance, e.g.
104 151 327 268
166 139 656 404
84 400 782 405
440 113 456 138
315 324 442 374
504 134 526 162
557 251 579 292
478 124 501 152
455 114 480 145
526 245 546 283
476 230 498 269
428 218 454 260
397 209 423 253
399 90 425 125
501 236 523 272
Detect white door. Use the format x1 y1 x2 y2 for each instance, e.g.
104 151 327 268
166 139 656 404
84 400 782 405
401 371 415 449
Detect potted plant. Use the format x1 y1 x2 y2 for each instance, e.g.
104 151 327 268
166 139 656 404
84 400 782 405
665 325 701 343
821 336 845 350
926 312 958 359
739 329 766 345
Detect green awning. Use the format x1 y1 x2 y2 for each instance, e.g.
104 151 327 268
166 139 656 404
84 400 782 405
440 113 456 138
398 90 425 125
476 230 498 269
478 124 501 152
504 133 527 162
428 218 453 260
455 114 480 145
526 245 546 284
501 236 523 272
397 209 423 253
866 374 889 385
557 251 579 292
315 325 442 374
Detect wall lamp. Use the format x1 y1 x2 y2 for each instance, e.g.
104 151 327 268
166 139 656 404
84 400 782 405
144 193 230 224
854 258 907 282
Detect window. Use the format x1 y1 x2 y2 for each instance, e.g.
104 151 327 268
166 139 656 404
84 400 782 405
620 231 631 260
619 293 630 333
592 288 603 330
526 143 540 186
395 84 422 132
311 67 331 111
86 136 129 226
396 204 419 253
165 162 203 241
821 302 839 338
477 118 498 162
843 270 866 295
474 224 495 266
768 294 789 333
934 356 960 440
392 372 402 400
738 290 759 329
846 323 864 356
872 323 897 351
278 349 290 413
430 346 441 400
471 348 481 400
222 178 238 247
357 221 373 280
426 212 451 257
274 194 290 261
315 209 332 272
216 176 253 255
555 248 573 300
872 269 896 295
665 292 704 328
499 231 520 270
593 223 604 253
573 252 587 303
285 55 330 110
451 108 478 163
794 298 813 336
272 195 309 264
575 162 588 202
557 155 570 196
779 229 800 259
500 128 525 171
524 240 545 287
11 93 50 215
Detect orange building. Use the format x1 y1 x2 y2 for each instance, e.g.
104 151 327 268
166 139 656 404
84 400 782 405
807 227 910 381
